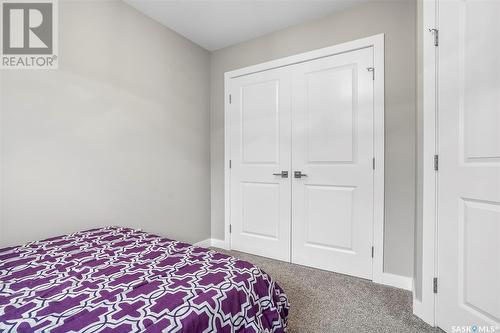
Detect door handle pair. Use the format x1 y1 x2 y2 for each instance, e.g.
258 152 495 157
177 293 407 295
272 171 308 178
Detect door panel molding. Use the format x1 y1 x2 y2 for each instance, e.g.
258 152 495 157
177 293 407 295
224 34 385 283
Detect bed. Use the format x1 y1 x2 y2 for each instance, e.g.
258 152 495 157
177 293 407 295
0 227 289 332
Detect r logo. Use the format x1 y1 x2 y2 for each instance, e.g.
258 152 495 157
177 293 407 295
2 2 53 54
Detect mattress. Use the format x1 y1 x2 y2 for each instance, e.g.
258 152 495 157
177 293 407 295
0 227 289 332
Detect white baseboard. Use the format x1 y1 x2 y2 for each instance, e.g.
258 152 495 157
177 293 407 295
193 239 212 248
211 238 228 249
193 238 228 250
378 272 413 291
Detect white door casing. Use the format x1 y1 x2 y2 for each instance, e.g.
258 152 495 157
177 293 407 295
437 0 500 331
291 48 374 279
228 67 292 261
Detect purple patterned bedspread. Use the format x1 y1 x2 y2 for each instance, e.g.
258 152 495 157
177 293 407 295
0 227 289 332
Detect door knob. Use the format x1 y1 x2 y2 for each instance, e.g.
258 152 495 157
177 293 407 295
294 171 308 178
272 171 288 178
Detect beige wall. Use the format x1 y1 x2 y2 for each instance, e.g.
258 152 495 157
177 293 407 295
0 0 211 246
210 0 417 277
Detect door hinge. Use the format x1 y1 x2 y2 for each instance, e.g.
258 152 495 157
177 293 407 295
229 160 232 169
372 157 375 170
434 154 439 171
371 246 374 258
429 28 439 47
433 277 438 293
367 67 375 80
229 224 232 233
229 94 232 104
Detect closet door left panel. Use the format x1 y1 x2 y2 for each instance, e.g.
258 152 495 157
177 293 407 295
228 69 292 261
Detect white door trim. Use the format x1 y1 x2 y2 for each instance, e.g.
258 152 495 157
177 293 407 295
224 34 385 284
414 0 437 327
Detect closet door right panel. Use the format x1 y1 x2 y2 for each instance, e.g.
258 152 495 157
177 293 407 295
291 47 374 279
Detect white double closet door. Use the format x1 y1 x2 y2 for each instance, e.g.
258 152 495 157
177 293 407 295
229 47 375 279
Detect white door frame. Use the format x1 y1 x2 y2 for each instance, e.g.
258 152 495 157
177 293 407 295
224 34 386 284
413 0 437 327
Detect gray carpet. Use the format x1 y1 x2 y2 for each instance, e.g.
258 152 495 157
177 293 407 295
214 248 438 333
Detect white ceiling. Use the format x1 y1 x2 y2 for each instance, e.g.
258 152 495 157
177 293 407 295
124 0 367 51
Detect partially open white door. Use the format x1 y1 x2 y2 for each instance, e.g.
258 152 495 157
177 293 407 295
437 1 500 331
290 48 374 279
228 68 292 262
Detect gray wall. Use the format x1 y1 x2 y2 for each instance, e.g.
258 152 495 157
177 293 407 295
0 0 211 247
210 0 417 277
